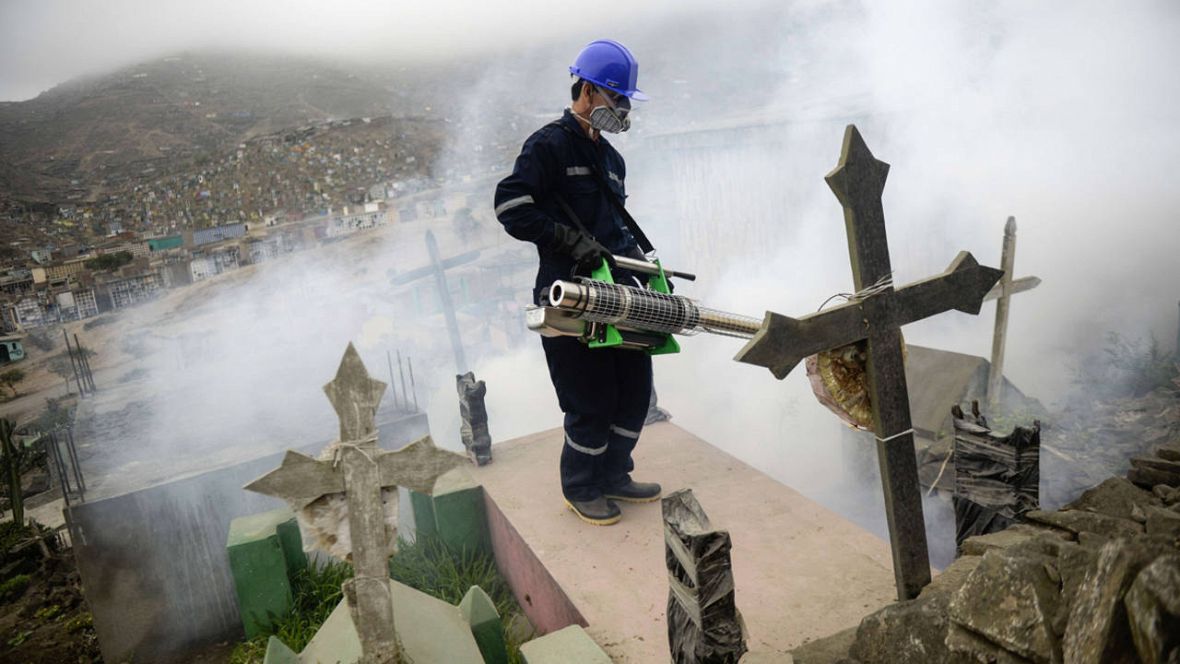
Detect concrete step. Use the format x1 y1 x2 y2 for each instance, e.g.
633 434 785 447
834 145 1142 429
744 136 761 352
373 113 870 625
473 422 897 663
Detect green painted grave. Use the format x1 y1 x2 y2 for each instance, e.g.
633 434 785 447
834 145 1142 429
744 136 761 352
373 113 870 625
226 507 307 638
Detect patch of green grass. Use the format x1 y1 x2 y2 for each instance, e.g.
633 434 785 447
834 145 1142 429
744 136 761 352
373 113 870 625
64 611 93 633
390 536 525 664
0 573 30 602
389 536 516 617
230 536 526 664
229 556 353 664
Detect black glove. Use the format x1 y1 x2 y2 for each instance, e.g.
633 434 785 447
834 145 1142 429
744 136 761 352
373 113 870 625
552 225 615 271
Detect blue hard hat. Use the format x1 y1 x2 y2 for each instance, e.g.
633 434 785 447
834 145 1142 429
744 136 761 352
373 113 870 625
569 39 648 102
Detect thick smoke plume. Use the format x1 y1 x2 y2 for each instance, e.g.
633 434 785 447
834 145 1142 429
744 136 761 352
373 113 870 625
27 1 1178 571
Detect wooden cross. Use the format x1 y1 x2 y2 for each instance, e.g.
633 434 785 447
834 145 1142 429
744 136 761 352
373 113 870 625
734 125 1004 600
983 216 1041 409
245 343 466 663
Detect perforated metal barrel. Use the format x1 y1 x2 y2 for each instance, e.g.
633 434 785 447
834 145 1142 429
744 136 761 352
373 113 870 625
548 280 762 339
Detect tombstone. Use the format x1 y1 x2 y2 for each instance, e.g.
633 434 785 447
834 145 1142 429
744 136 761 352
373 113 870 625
245 343 470 663
951 401 1040 552
663 489 746 664
456 371 492 465
735 125 1004 599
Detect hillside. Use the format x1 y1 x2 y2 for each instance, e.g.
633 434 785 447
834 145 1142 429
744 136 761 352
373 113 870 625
0 52 460 203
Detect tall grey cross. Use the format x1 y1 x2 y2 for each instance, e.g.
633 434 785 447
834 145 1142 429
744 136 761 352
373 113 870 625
735 125 1004 600
245 343 466 663
982 216 1041 409
389 230 480 374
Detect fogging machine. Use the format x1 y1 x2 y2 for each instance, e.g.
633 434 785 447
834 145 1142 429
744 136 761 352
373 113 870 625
526 255 762 353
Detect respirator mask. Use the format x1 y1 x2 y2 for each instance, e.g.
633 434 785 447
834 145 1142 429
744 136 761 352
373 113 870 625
587 86 631 134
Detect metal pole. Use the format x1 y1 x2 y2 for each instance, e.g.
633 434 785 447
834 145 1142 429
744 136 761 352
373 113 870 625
407 357 418 411
64 428 85 498
987 217 1017 410
46 432 72 507
386 350 400 410
62 329 84 397
397 351 409 411
75 334 96 392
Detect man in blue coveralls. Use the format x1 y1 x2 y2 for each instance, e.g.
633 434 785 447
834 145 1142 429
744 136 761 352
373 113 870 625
493 39 661 525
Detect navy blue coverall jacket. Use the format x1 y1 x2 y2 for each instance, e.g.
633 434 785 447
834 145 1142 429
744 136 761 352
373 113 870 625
494 109 653 502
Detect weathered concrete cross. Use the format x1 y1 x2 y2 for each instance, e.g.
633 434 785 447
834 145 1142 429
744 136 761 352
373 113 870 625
390 230 480 374
245 343 465 663
735 125 1003 600
983 216 1041 409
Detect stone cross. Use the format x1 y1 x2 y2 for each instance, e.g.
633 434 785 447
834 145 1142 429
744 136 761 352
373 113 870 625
389 230 480 374
245 343 466 664
735 125 1004 600
983 216 1041 409
456 372 492 466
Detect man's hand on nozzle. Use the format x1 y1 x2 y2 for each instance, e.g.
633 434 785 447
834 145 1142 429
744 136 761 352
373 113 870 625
553 225 616 271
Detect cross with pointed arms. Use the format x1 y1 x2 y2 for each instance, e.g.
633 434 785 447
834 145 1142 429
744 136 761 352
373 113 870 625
245 343 466 664
734 125 1003 600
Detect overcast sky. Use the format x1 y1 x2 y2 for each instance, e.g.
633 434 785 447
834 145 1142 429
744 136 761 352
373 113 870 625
0 0 739 101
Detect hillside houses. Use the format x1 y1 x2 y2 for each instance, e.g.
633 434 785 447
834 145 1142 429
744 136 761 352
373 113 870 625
0 186 480 333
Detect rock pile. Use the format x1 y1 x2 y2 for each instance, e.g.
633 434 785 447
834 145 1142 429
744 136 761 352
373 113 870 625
800 469 1180 664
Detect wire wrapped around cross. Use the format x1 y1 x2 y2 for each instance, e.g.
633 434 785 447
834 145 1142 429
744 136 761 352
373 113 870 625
806 273 908 431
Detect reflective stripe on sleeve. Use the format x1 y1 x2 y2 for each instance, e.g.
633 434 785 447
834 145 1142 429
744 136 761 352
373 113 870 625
494 195 535 217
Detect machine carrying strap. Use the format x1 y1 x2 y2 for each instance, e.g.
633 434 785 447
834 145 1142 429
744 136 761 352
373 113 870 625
552 191 593 239
548 119 656 255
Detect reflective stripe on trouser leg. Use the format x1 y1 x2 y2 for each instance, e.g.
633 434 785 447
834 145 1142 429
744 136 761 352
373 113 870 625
564 433 607 456
560 412 612 502
609 425 640 440
601 348 652 492
601 425 642 491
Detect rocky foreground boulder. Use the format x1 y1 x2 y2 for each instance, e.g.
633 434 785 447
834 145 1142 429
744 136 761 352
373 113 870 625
795 466 1180 664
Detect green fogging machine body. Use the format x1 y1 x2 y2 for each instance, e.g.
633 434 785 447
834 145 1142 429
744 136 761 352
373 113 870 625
525 255 762 353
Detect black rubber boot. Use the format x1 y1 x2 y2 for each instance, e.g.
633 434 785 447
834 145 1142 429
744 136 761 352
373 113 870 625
565 496 622 526
603 480 662 503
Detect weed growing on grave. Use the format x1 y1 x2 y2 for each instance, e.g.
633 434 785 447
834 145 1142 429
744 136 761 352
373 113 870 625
229 556 353 663
0 574 30 603
230 535 526 663
33 604 61 622
390 535 525 664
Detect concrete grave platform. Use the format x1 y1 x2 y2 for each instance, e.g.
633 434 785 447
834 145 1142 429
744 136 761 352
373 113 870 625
473 422 898 663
